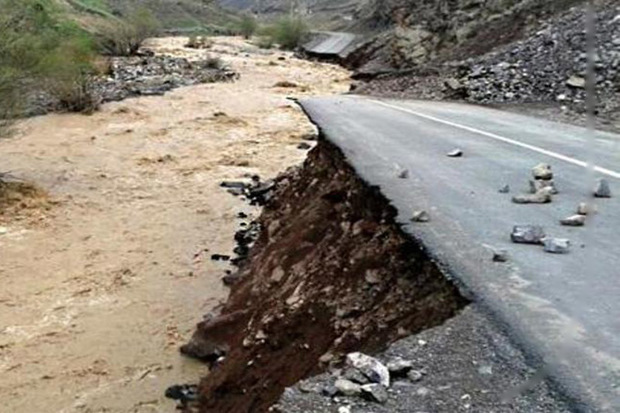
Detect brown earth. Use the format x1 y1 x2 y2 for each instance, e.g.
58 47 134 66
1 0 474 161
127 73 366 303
0 37 349 413
182 140 468 413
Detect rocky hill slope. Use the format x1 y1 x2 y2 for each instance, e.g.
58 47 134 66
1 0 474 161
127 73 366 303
351 0 619 130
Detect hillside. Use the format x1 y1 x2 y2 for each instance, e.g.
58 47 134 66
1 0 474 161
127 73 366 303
218 0 364 28
63 0 238 31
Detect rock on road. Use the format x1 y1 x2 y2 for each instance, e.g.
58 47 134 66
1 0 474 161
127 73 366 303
299 96 620 412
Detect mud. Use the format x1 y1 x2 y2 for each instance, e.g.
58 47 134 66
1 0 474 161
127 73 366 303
0 37 349 413
182 140 468 413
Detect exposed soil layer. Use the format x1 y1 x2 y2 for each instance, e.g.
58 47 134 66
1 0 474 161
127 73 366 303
182 140 468 412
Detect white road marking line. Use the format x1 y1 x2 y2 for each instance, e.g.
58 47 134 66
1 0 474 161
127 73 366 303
369 99 620 180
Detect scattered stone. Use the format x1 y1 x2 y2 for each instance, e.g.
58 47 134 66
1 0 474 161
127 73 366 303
297 142 312 150
512 188 553 204
407 369 424 382
543 237 571 254
346 352 390 387
478 365 493 376
444 78 463 91
447 148 464 157
335 379 362 396
322 385 338 397
360 383 389 404
529 179 558 194
498 184 510 194
342 368 370 385
492 249 509 263
416 386 431 397
237 212 248 219
387 358 414 377
560 214 586 227
532 163 553 180
338 407 351 413
364 269 381 285
411 210 430 223
511 225 546 244
566 75 586 88
398 169 410 179
577 202 589 215
594 178 612 198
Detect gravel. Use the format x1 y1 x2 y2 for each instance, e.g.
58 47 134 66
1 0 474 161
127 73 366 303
272 306 574 413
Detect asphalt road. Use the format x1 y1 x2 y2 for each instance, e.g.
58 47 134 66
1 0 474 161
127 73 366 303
299 96 620 412
302 32 358 58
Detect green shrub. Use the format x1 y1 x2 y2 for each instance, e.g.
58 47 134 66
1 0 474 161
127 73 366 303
269 16 309 50
0 0 99 123
97 7 160 56
239 14 258 39
41 37 100 113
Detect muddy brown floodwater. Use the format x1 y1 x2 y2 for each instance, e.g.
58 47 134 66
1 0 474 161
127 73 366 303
0 37 350 413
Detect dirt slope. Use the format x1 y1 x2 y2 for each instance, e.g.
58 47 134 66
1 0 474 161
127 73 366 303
0 37 349 413
181 139 467 412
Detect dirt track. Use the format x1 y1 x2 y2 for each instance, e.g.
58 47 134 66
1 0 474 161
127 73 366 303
0 37 349 413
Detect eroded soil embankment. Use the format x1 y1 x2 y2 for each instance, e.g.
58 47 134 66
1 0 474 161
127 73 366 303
182 140 468 412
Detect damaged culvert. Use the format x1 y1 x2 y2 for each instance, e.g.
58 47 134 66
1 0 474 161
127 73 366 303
179 139 468 412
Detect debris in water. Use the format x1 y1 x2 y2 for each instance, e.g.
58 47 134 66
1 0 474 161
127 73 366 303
297 142 312 150
511 225 546 244
560 214 586 227
220 181 250 189
411 210 430 223
211 254 231 262
594 178 612 198
543 237 571 254
165 384 198 407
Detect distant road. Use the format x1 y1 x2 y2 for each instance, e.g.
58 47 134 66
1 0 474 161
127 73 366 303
300 95 620 412
302 32 359 59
